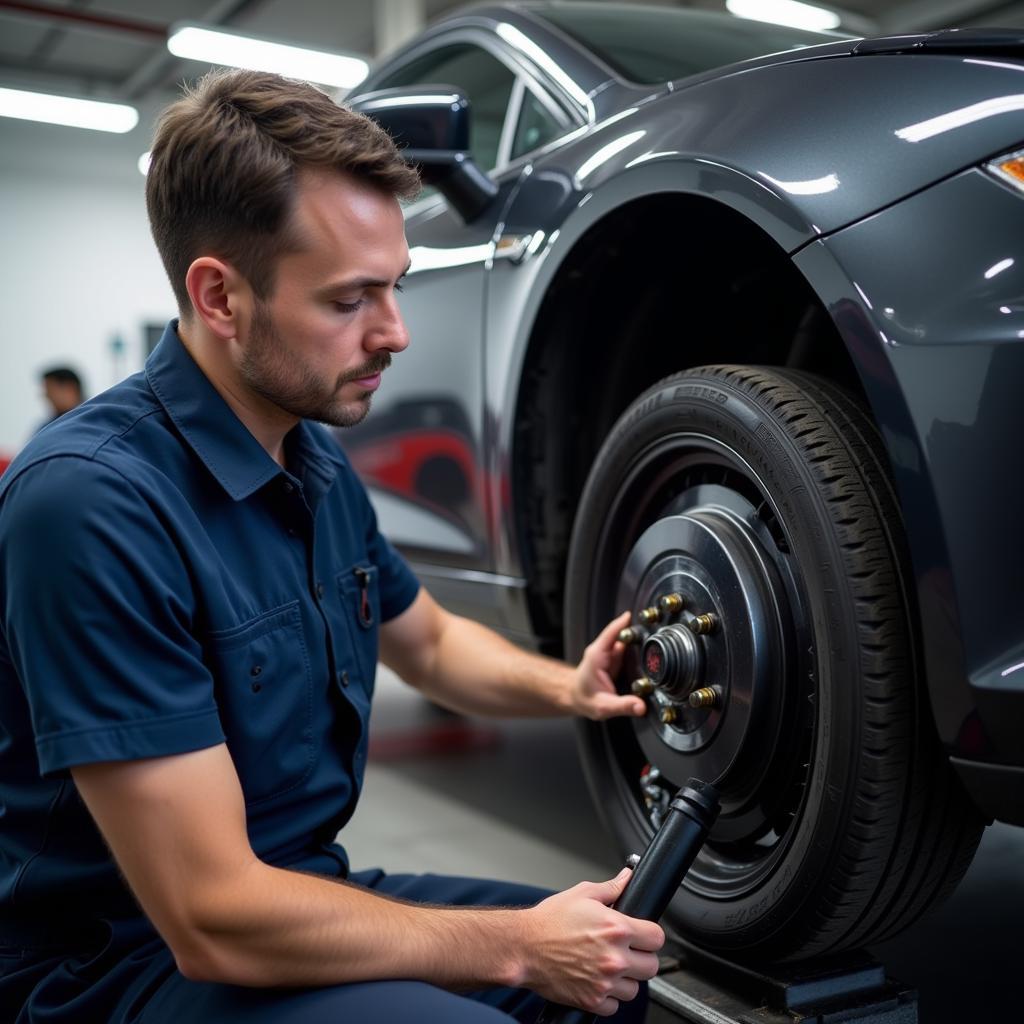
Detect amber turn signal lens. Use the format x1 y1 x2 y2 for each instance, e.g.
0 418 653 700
987 149 1024 192
997 156 1024 182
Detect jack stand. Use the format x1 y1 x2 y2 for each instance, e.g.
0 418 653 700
649 940 917 1024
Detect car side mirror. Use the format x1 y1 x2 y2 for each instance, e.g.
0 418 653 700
350 86 498 222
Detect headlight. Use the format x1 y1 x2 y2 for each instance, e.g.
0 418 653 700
986 148 1024 193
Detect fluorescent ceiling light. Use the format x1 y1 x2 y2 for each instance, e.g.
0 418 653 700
0 87 138 133
726 0 841 31
168 24 368 89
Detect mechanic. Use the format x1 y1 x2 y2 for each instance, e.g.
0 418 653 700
0 70 663 1023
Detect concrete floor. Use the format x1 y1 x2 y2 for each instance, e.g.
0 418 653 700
342 667 1023 1022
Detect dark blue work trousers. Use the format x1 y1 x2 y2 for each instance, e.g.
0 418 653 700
3 871 649 1023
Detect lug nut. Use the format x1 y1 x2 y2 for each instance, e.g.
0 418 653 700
688 686 720 709
659 706 677 725
618 626 644 645
659 593 685 615
638 606 661 625
688 612 718 635
631 676 655 697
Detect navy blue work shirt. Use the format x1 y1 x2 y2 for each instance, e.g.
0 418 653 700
0 320 420 934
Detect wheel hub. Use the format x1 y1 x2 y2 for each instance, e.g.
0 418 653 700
641 624 704 701
616 505 793 840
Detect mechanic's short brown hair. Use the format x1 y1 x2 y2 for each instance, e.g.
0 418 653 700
146 69 420 314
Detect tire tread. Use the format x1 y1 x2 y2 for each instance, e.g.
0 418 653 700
702 364 983 956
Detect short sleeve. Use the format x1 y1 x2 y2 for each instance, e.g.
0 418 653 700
0 457 224 775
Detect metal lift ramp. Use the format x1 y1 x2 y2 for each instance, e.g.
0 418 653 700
648 942 918 1024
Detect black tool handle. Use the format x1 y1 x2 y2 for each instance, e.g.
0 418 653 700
535 778 719 1024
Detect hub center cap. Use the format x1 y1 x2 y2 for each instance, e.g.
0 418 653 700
642 624 704 700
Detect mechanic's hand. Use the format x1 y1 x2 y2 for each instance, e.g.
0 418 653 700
571 611 646 720
519 867 664 1016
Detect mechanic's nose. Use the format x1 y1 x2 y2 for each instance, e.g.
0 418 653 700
366 294 410 354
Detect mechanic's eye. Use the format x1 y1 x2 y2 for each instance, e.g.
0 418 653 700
334 299 365 314
394 281 405 293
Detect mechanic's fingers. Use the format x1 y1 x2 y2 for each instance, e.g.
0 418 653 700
625 948 662 980
593 997 620 1018
608 978 641 1003
588 690 647 719
594 610 632 648
601 867 635 903
630 921 666 954
571 866 632 903
601 866 633 902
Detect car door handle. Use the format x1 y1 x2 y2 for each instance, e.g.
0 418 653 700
494 232 542 264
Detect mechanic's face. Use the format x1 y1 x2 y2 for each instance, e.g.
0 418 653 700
239 169 411 428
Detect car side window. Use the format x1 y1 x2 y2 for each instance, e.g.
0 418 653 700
511 88 564 161
377 43 516 172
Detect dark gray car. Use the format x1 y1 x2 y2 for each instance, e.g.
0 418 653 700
342 2 1024 962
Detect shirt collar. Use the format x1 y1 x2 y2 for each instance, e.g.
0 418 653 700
145 320 339 503
287 418 347 512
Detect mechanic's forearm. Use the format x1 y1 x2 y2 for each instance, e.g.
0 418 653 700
178 857 528 988
411 613 577 717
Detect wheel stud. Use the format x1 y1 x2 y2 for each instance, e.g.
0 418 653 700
688 686 719 709
688 612 718 635
659 593 685 615
618 626 644 645
631 676 655 697
659 706 677 725
638 606 661 625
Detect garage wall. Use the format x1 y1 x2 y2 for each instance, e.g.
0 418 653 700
0 160 174 458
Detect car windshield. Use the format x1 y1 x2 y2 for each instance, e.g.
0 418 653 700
533 2 848 85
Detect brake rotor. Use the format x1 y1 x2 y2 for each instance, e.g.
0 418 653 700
616 506 793 842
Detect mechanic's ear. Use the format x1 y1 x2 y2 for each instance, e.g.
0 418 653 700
185 257 251 341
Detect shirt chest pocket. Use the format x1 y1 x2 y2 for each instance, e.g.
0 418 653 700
336 563 380 691
206 601 314 806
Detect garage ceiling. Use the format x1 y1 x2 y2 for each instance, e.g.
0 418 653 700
3 0 1024 104
3 0 1024 184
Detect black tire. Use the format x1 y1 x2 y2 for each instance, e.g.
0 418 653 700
565 365 984 961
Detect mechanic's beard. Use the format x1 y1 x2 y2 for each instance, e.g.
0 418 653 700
239 301 390 428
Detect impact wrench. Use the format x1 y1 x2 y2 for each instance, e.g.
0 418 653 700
535 777 720 1024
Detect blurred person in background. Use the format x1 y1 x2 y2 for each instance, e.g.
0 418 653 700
38 365 85 429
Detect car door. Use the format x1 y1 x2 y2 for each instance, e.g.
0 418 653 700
340 38 567 586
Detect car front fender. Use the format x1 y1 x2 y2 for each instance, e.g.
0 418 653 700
794 167 1024 822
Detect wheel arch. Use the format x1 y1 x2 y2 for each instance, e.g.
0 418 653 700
510 189 869 656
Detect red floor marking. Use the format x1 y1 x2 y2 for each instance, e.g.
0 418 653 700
368 720 503 761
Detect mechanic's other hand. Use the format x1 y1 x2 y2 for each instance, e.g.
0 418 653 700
519 867 664 1016
572 611 645 720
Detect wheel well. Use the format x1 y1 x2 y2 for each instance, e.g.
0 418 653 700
513 192 863 655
